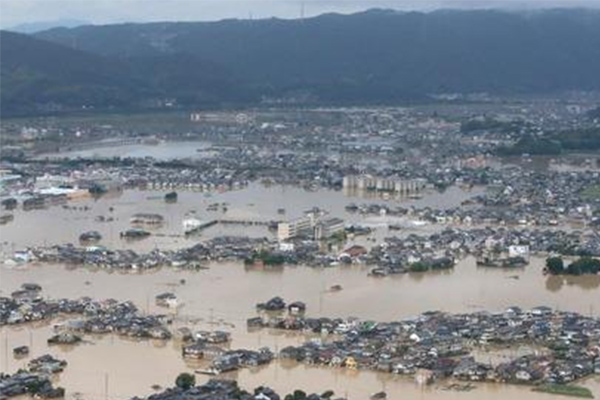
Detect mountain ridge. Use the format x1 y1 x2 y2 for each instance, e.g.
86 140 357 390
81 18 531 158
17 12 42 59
3 9 600 116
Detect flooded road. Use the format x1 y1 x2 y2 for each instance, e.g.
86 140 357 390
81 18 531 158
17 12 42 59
1 257 599 399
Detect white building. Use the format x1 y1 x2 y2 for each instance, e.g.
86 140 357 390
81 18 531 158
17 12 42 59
343 175 427 194
277 216 313 241
277 212 344 242
508 245 530 258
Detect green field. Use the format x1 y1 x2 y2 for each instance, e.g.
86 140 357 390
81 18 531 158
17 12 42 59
532 384 594 398
6 110 194 131
581 185 600 201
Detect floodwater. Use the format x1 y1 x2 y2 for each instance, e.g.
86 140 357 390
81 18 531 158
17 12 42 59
0 144 597 399
0 184 479 255
38 141 213 161
1 257 599 400
2 258 598 330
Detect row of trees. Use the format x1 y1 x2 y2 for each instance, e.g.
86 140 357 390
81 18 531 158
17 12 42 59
545 256 600 276
496 127 600 157
496 137 562 156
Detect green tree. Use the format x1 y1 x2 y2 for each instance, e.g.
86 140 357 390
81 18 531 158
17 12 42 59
566 257 600 275
175 372 196 390
293 390 307 400
409 262 429 272
545 257 564 275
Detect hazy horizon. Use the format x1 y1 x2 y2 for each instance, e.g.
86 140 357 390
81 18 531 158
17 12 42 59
3 0 600 30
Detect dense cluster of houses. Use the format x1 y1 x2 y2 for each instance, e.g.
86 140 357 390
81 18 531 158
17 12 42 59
2 98 599 400
194 348 275 375
182 339 274 375
7 236 270 270
3 124 599 235
0 284 171 340
129 379 343 400
348 194 598 228
180 324 274 374
0 372 65 399
0 355 67 398
9 224 599 279
2 100 599 240
360 227 600 276
471 169 599 224
247 307 600 385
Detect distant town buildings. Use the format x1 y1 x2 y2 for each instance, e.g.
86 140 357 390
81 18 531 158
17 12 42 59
343 175 427 194
190 111 253 124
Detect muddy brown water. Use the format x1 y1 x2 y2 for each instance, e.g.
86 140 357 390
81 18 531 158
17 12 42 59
1 184 598 399
1 257 599 400
0 184 478 254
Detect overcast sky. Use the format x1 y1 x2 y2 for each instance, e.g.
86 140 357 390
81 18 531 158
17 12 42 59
2 0 600 28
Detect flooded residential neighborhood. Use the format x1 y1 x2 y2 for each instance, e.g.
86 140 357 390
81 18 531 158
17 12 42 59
2 101 600 400
2 3 600 400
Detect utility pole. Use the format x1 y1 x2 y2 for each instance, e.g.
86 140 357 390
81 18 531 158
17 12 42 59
4 335 8 371
104 372 109 400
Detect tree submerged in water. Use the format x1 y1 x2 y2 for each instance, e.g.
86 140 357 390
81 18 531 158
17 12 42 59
545 257 565 275
175 372 196 390
285 390 307 400
545 256 600 276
